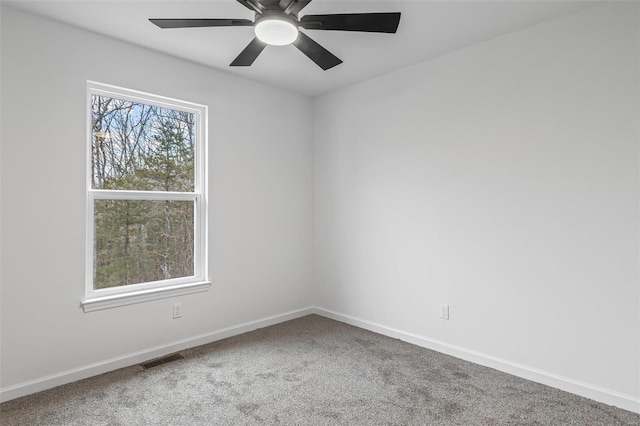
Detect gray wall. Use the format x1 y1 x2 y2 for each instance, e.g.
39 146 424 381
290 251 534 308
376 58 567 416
1 6 313 389
313 2 639 400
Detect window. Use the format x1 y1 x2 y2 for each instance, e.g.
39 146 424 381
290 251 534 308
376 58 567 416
83 82 209 311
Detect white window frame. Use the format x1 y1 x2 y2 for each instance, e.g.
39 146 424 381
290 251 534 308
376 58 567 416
82 81 209 312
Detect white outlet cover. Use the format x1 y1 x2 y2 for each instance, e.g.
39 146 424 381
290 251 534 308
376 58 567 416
173 303 182 319
440 304 450 320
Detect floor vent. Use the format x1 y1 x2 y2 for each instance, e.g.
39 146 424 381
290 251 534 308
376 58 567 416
141 353 185 369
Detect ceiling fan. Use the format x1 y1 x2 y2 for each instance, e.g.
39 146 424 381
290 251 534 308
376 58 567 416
150 0 401 70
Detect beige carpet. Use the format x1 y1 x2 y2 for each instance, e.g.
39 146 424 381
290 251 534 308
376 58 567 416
1 315 638 425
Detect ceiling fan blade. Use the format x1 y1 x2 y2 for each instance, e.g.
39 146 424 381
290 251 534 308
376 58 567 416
260 0 287 10
279 0 312 15
150 18 253 29
300 12 401 33
293 32 342 70
230 38 267 66
236 0 265 13
238 0 284 12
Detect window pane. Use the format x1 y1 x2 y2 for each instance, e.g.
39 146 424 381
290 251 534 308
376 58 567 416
91 95 195 192
94 199 195 289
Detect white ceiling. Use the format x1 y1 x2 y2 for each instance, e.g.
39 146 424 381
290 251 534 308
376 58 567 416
4 0 591 97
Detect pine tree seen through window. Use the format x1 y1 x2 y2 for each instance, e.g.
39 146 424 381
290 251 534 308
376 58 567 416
86 82 207 304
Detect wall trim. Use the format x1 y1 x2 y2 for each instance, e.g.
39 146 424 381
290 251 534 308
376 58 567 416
310 306 640 414
0 307 314 403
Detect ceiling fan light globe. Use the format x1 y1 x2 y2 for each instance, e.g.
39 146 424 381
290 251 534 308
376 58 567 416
254 19 298 46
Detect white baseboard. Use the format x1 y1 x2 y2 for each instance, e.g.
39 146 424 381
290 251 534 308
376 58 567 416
310 306 640 415
3 306 639 415
0 307 314 403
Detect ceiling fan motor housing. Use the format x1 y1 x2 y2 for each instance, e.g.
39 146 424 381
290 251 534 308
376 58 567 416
255 9 299 25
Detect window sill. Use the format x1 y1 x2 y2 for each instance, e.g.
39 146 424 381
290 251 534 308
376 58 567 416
81 281 211 312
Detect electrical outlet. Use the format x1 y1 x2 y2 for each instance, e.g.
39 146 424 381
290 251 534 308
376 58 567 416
173 303 182 319
440 304 449 320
